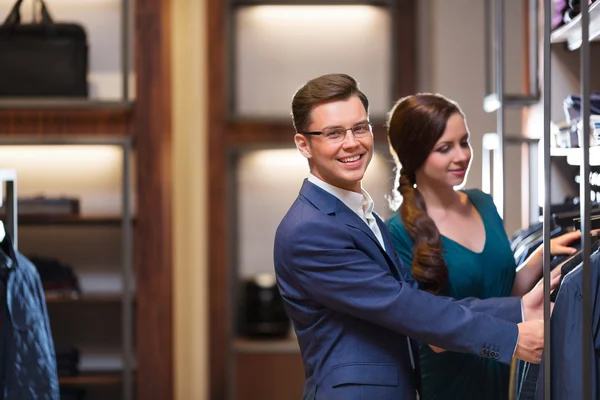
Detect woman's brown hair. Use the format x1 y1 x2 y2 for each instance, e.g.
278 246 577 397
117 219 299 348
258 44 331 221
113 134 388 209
386 93 465 294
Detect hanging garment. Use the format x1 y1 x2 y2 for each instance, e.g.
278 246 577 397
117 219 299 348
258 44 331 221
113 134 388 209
0 234 59 400
534 249 600 399
516 240 599 399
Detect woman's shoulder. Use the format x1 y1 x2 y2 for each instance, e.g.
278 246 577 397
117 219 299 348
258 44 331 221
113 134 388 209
386 213 412 242
462 188 492 204
462 188 497 211
386 212 407 231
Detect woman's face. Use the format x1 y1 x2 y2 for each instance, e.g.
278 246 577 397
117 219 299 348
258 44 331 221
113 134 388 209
415 112 472 189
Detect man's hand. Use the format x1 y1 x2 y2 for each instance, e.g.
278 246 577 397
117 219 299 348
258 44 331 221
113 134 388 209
522 267 561 321
514 319 544 364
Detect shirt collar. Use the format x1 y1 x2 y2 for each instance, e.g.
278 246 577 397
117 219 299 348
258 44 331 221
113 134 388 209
308 173 373 219
361 189 376 218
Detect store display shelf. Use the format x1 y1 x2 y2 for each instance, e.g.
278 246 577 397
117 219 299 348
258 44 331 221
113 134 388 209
14 215 130 226
550 145 600 165
45 293 127 304
58 373 131 386
234 336 300 354
0 99 133 111
551 1 600 50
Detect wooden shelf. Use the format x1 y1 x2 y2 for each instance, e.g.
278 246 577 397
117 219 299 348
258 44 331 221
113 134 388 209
0 110 131 137
550 146 600 165
58 373 124 386
14 215 129 226
0 99 133 111
226 118 389 148
234 336 300 354
45 294 126 304
551 0 600 50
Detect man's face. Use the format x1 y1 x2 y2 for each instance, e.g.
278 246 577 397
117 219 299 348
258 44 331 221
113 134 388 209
295 95 373 193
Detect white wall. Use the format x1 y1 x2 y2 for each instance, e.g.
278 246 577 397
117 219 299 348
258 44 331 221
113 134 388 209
418 0 526 235
171 0 209 398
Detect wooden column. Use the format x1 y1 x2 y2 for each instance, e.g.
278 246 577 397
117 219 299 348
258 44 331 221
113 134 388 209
135 0 174 398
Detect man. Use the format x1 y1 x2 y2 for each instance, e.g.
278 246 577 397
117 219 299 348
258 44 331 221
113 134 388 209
274 73 552 399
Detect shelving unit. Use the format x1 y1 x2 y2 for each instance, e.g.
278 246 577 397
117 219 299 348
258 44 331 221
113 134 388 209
550 146 600 166
550 0 600 50
515 1 598 398
0 136 135 400
0 0 134 109
0 0 174 398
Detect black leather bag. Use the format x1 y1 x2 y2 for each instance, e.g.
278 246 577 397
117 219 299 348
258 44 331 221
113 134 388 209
0 0 88 97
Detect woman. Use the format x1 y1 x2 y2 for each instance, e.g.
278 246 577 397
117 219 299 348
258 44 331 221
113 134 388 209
385 93 579 400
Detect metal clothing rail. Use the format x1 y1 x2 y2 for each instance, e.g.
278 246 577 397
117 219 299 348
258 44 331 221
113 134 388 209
485 0 593 397
0 169 17 249
541 0 592 398
579 1 592 399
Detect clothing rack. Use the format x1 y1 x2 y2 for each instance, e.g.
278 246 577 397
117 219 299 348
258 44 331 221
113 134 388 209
0 169 17 249
485 0 594 397
541 0 593 399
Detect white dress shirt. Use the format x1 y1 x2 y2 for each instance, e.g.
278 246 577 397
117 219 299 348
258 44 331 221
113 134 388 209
307 174 386 250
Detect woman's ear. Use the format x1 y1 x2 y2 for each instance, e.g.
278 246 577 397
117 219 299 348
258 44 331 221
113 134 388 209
295 133 312 159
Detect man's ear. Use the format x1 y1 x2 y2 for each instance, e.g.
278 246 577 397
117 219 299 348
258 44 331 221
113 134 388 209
295 133 312 159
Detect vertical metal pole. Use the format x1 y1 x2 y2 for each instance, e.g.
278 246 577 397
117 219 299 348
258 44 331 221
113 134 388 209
5 179 17 250
121 140 134 400
527 0 539 98
529 140 539 225
482 138 492 194
580 0 591 397
121 0 130 102
494 0 506 219
484 0 493 97
542 0 552 398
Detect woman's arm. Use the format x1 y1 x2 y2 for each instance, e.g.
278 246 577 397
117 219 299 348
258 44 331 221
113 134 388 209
511 230 581 296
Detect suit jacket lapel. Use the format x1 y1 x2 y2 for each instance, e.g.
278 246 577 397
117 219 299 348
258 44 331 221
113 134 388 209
375 213 407 281
334 201 382 248
375 213 397 261
299 179 403 280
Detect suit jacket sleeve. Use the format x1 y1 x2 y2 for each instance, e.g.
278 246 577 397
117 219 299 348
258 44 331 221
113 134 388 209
281 217 520 364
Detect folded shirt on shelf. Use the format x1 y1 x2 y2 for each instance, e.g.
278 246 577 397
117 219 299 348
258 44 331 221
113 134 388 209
27 256 81 300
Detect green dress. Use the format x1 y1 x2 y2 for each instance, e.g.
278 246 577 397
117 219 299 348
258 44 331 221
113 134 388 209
386 189 516 400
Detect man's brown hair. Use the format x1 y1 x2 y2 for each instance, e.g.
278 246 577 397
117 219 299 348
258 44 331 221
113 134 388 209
291 73 369 133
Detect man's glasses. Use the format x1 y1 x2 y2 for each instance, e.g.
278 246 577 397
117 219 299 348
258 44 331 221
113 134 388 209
300 122 372 143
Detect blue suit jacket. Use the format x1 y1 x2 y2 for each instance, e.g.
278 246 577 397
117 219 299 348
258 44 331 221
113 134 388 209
274 180 522 399
535 249 600 399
